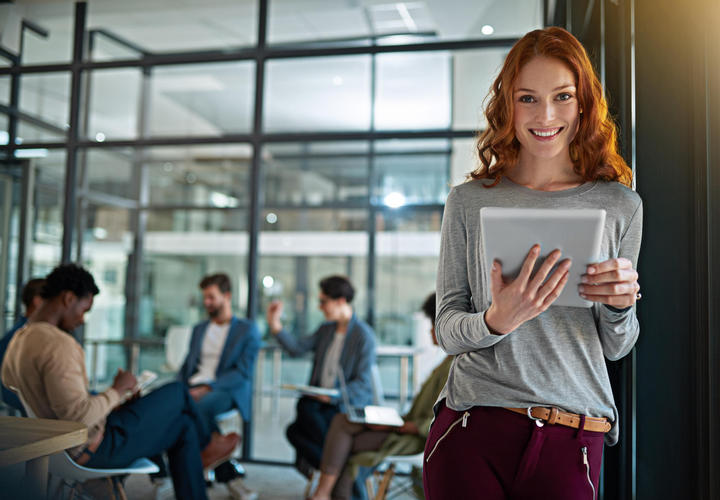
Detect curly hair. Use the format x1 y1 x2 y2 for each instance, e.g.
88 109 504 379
42 263 99 300
469 27 632 188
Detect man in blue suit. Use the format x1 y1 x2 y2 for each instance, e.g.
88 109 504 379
267 275 376 477
179 273 261 491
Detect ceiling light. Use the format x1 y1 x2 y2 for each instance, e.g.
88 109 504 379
266 212 278 224
262 276 274 288
383 192 406 208
481 25 494 35
14 148 48 159
95 132 106 142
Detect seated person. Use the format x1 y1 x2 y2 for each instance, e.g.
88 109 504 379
0 277 45 412
1 263 239 500
179 272 261 484
308 293 452 500
267 275 376 475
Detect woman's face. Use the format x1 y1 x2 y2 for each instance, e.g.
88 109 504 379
512 56 580 163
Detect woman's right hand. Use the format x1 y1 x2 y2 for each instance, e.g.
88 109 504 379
266 300 284 335
484 245 571 334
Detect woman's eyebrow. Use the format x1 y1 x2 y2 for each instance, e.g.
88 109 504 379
514 84 576 93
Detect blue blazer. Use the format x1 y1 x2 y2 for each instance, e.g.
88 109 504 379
179 316 261 421
275 314 376 411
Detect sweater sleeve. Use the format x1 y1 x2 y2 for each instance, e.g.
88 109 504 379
41 341 120 429
596 199 643 361
435 188 508 355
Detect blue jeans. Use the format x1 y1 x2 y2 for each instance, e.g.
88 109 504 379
194 387 234 434
86 382 211 500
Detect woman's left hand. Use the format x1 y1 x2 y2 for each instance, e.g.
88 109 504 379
579 257 640 308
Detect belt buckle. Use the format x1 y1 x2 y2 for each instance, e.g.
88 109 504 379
526 406 544 427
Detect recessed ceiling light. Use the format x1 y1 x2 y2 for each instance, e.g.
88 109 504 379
266 212 278 224
481 25 494 35
95 132 106 142
262 275 274 288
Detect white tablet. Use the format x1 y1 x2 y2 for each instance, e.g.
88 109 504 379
480 207 606 308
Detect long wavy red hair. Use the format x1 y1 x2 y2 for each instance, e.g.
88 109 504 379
470 27 632 187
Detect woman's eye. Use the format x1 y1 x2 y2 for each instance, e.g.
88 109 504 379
519 95 535 103
557 92 573 101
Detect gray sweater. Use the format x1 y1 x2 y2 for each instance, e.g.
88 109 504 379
435 177 643 445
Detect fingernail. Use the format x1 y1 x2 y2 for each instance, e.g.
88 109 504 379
581 275 589 283
492 263 497 271
580 293 587 298
587 266 596 274
578 285 585 293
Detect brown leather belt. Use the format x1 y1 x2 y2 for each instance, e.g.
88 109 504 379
505 407 612 433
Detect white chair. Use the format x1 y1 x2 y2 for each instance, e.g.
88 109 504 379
163 325 193 372
11 386 159 500
365 452 424 500
371 364 386 405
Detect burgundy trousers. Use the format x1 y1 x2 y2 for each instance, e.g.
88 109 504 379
423 402 604 500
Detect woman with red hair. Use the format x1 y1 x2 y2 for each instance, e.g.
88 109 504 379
424 27 642 499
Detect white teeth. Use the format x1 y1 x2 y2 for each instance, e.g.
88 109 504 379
531 128 561 137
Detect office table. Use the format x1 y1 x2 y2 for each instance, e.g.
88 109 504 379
0 416 87 498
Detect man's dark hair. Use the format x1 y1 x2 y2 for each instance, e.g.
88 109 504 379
21 278 46 308
41 264 99 300
199 273 232 294
319 275 355 303
422 292 436 324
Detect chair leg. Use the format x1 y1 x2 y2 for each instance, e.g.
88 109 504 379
303 469 316 498
365 476 376 500
115 478 129 500
375 464 396 500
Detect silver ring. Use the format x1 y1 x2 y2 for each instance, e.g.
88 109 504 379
635 292 642 300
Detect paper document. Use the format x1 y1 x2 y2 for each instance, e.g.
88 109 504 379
281 384 340 398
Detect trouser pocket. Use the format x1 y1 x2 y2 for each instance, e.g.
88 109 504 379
425 410 470 463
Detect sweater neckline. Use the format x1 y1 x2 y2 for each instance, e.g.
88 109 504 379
499 176 598 198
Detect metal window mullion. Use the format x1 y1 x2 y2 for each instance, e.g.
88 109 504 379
61 2 87 264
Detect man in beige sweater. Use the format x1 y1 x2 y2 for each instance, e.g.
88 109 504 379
2 263 238 500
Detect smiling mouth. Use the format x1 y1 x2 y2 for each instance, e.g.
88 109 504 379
530 127 563 138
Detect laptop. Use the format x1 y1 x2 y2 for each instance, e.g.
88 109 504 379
338 367 404 427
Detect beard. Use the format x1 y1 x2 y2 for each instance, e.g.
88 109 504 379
206 306 221 318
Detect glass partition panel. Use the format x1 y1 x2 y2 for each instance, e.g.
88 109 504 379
265 56 371 132
373 139 450 206
15 2 74 64
18 73 70 143
86 69 142 140
264 142 369 207
145 144 253 206
29 149 66 276
375 51 451 130
149 62 255 137
453 48 509 130
81 148 136 199
80 203 132 343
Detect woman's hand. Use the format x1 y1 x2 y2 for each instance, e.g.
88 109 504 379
579 257 640 308
484 245 571 334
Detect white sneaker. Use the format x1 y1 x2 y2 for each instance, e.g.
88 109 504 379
226 477 258 500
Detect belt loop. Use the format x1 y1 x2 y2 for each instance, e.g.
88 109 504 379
576 414 586 439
